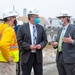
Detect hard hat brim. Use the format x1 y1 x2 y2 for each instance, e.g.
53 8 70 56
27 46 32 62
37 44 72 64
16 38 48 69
28 12 38 15
3 14 18 18
57 16 71 18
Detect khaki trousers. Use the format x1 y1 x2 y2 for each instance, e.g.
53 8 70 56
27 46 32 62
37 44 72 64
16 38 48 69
0 62 16 75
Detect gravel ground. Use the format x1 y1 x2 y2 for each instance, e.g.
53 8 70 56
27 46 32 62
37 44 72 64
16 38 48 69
43 46 57 64
31 63 58 75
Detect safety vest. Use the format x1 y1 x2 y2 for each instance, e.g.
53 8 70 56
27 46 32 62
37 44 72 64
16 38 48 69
9 33 19 62
0 23 19 62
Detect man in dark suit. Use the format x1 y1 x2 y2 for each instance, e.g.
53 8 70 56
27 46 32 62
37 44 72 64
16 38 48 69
53 10 75 75
17 7 47 75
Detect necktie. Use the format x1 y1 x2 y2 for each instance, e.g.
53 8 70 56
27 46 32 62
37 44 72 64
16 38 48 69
33 25 37 45
31 25 37 52
58 28 65 52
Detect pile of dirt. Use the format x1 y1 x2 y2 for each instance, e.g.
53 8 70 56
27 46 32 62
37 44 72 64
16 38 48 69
43 45 57 63
45 45 53 49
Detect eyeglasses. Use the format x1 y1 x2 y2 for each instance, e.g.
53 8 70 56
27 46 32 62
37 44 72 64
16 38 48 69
59 16 66 19
32 16 40 18
31 15 40 18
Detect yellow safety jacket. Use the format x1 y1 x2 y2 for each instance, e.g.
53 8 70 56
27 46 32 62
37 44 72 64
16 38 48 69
0 23 19 62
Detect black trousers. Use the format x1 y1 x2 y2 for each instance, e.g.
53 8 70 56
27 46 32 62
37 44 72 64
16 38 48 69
21 53 43 75
57 52 75 75
17 61 20 75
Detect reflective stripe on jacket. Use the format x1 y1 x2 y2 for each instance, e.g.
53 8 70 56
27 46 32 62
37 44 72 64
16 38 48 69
0 23 19 62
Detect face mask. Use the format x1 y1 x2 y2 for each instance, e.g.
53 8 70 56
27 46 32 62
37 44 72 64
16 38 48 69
58 20 64 25
14 19 17 26
34 18 40 24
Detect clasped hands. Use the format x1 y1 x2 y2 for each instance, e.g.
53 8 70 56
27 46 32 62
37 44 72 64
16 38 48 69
30 44 41 50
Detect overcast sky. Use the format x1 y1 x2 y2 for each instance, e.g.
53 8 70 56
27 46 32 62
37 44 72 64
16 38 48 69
0 0 75 19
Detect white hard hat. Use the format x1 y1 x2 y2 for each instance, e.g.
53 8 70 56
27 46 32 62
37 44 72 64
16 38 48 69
17 20 23 25
3 9 18 18
57 10 71 18
28 7 38 15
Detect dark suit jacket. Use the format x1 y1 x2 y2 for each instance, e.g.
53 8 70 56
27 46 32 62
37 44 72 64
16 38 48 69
17 22 47 64
55 24 75 63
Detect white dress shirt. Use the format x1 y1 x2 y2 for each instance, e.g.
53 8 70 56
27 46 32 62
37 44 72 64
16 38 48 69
62 23 69 37
29 22 37 52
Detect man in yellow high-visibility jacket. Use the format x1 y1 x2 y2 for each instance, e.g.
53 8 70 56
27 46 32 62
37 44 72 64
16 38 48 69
0 9 19 75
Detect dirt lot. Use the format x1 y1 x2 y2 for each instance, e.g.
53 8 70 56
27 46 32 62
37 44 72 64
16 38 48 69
43 45 57 64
